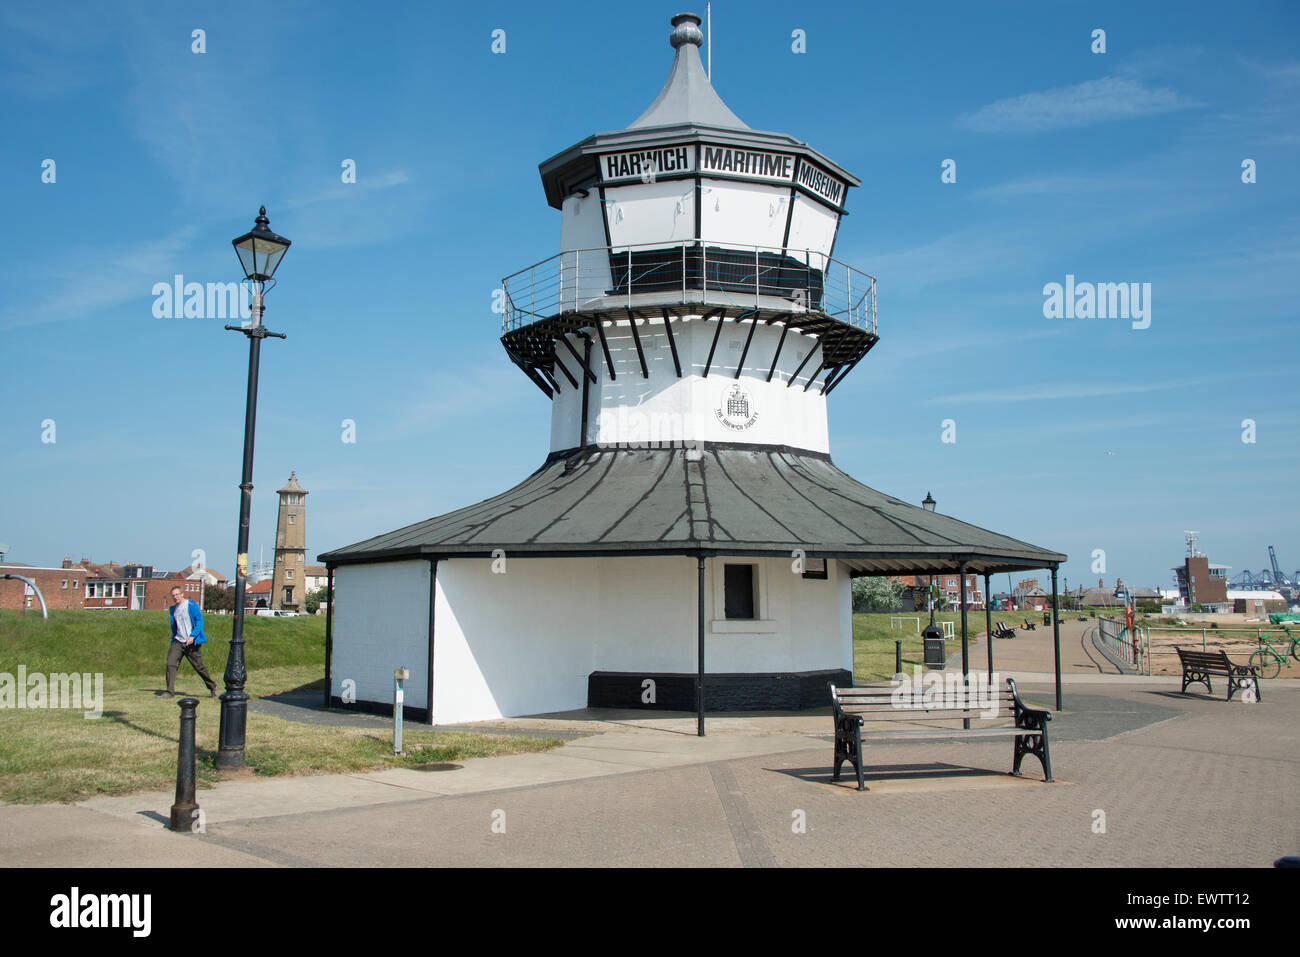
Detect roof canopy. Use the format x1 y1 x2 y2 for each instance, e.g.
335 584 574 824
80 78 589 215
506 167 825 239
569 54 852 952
320 445 1066 575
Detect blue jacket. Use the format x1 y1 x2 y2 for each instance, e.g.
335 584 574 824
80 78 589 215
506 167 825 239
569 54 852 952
168 599 207 645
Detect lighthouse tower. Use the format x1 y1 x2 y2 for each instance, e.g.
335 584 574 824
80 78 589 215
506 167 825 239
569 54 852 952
271 472 307 612
321 13 1065 727
504 11 874 454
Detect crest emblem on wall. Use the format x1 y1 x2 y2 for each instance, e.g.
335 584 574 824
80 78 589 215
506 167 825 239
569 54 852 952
716 383 758 432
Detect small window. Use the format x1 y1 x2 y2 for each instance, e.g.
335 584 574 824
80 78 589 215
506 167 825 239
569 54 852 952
724 564 757 620
72 579 77 587
289 514 295 525
286 569 294 580
61 579 68 589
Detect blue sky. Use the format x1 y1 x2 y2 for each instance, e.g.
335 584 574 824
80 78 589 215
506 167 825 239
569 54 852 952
1 0 1297 592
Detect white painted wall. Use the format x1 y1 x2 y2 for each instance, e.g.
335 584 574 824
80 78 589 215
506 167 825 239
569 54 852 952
559 192 610 312
698 179 789 249
604 180 697 248
421 555 852 724
785 194 839 260
432 557 597 723
331 560 430 713
548 315 831 453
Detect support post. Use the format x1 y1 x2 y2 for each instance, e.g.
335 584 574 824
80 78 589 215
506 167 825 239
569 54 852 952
1051 565 1062 711
894 640 903 680
427 559 438 725
579 335 592 448
697 555 706 737
169 697 200 832
984 572 993 680
323 566 334 709
959 561 969 729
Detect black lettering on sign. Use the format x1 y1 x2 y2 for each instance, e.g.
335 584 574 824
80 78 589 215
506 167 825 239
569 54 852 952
601 146 695 182
700 146 796 182
796 161 844 206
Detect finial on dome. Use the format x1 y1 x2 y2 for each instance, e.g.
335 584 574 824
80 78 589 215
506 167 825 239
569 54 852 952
670 12 704 49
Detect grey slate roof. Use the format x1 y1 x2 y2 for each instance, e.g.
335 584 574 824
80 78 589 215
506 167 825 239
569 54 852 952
319 446 1066 575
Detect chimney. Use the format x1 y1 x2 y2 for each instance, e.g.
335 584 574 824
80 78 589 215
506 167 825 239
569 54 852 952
62 556 73 569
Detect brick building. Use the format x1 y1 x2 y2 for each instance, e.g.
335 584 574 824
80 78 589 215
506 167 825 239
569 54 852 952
1174 554 1230 607
0 561 87 611
81 562 198 611
890 573 984 611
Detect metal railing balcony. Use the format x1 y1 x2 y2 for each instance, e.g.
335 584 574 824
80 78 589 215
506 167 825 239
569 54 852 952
501 241 877 336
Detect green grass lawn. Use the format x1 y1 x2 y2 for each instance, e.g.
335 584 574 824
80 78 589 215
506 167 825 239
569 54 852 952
852 611 998 682
0 610 562 804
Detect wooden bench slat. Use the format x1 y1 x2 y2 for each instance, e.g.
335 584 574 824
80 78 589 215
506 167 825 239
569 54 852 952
858 727 1040 739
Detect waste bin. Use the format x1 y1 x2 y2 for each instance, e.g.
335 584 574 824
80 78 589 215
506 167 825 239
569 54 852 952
1043 612 1050 626
922 623 946 669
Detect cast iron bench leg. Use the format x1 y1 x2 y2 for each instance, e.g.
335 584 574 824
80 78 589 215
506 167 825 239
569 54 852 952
1181 669 1211 695
1013 714 1053 782
833 718 865 789
853 724 865 791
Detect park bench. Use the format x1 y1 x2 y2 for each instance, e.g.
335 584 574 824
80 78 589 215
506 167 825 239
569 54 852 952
1175 647 1261 702
828 678 1053 791
1022 618 1037 631
992 620 1016 639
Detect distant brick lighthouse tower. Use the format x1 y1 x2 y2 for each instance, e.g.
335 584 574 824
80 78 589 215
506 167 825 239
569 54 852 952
271 472 308 612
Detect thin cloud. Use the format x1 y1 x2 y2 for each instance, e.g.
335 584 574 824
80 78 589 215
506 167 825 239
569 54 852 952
0 227 199 330
957 76 1200 133
283 170 413 210
971 174 1146 199
928 377 1212 405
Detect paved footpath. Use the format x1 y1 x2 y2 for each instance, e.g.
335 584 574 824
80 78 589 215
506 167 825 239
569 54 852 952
2 678 1296 867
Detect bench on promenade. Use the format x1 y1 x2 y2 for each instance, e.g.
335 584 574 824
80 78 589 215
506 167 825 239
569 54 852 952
992 620 1016 639
1175 647 1261 702
1022 618 1037 631
828 678 1053 791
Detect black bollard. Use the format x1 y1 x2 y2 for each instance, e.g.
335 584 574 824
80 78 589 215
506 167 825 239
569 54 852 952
169 697 200 833
895 640 902 677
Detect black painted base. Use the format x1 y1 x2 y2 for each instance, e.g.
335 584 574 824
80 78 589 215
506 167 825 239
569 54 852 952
587 669 852 712
330 695 430 723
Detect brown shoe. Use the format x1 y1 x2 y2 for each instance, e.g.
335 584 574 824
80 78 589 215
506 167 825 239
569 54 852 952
160 691 175 699
209 687 218 698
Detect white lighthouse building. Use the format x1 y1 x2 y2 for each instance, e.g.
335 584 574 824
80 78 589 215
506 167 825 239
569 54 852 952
320 13 1065 726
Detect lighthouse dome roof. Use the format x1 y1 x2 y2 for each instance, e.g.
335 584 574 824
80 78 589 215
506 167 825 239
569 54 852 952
628 13 748 131
537 12 858 210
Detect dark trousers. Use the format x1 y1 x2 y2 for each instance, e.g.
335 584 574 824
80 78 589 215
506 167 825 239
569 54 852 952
166 641 217 694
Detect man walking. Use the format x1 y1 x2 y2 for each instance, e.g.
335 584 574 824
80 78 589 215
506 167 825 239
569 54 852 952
165 585 218 698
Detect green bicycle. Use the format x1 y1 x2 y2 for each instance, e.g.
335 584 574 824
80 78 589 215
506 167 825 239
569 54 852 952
1251 626 1299 680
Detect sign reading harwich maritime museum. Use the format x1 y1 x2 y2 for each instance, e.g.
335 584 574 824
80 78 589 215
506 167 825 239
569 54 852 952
599 143 845 207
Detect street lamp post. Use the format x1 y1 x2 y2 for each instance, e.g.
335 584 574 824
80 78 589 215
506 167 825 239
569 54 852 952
920 492 947 671
216 206 291 771
921 492 936 624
